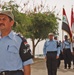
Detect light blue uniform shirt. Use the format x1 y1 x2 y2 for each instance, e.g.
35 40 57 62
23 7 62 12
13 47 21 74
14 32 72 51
0 31 33 72
62 41 71 49
43 39 60 56
62 40 72 52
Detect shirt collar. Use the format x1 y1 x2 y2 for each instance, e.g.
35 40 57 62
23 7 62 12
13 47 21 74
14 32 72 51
8 31 15 40
48 39 54 41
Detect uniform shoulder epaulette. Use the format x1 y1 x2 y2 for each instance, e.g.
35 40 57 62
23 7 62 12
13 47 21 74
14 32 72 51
16 33 27 42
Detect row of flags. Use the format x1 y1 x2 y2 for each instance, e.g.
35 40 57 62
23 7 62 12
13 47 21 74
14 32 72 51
62 7 74 40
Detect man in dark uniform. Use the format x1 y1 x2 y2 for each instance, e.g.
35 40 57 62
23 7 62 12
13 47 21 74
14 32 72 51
0 10 33 75
62 35 72 69
43 33 60 75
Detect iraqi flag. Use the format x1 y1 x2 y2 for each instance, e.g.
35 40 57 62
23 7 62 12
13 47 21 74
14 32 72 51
71 7 74 33
62 8 72 39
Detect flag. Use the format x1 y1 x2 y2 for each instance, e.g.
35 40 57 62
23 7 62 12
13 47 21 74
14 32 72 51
71 7 74 33
62 8 72 39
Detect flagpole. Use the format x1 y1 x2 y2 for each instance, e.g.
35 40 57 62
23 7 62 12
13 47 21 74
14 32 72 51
62 5 64 42
71 5 73 41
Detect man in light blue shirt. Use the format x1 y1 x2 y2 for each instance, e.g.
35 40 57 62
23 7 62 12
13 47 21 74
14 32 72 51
43 33 60 75
62 35 72 69
0 10 33 75
43 34 60 58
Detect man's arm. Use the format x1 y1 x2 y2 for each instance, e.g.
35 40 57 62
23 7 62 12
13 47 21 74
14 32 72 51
43 41 47 57
56 45 60 59
24 64 31 75
23 59 33 75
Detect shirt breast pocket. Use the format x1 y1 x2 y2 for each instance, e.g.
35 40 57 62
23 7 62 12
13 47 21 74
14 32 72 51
46 42 50 47
7 44 20 62
7 44 19 59
8 45 18 54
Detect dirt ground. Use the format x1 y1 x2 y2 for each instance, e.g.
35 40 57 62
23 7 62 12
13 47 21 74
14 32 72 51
31 58 74 75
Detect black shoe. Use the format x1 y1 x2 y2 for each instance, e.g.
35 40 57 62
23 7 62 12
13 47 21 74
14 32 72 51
64 67 67 69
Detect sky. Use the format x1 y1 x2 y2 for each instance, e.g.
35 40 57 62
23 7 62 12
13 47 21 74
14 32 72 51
0 0 74 55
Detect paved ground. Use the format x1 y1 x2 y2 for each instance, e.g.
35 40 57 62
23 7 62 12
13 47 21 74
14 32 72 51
31 58 74 75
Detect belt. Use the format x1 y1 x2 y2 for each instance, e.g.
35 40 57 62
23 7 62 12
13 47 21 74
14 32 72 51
64 48 70 50
0 70 23 75
47 51 57 53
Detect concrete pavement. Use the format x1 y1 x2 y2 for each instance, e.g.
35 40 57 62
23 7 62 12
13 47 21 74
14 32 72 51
31 59 74 75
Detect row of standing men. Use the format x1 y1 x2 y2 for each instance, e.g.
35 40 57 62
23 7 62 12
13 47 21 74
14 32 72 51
43 33 74 75
55 35 74 69
0 10 73 75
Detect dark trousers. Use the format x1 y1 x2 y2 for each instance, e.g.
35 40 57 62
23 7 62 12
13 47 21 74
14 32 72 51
73 55 74 65
57 58 60 68
72 48 74 65
0 70 24 75
46 51 57 75
63 49 72 68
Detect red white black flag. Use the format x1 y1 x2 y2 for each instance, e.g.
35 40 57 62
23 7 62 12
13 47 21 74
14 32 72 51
62 8 72 39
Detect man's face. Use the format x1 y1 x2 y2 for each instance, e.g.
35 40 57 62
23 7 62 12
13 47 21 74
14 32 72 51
48 35 54 40
0 14 14 31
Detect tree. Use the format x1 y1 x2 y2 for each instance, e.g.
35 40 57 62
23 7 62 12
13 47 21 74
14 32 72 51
1 0 31 35
1 0 59 57
25 12 58 57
